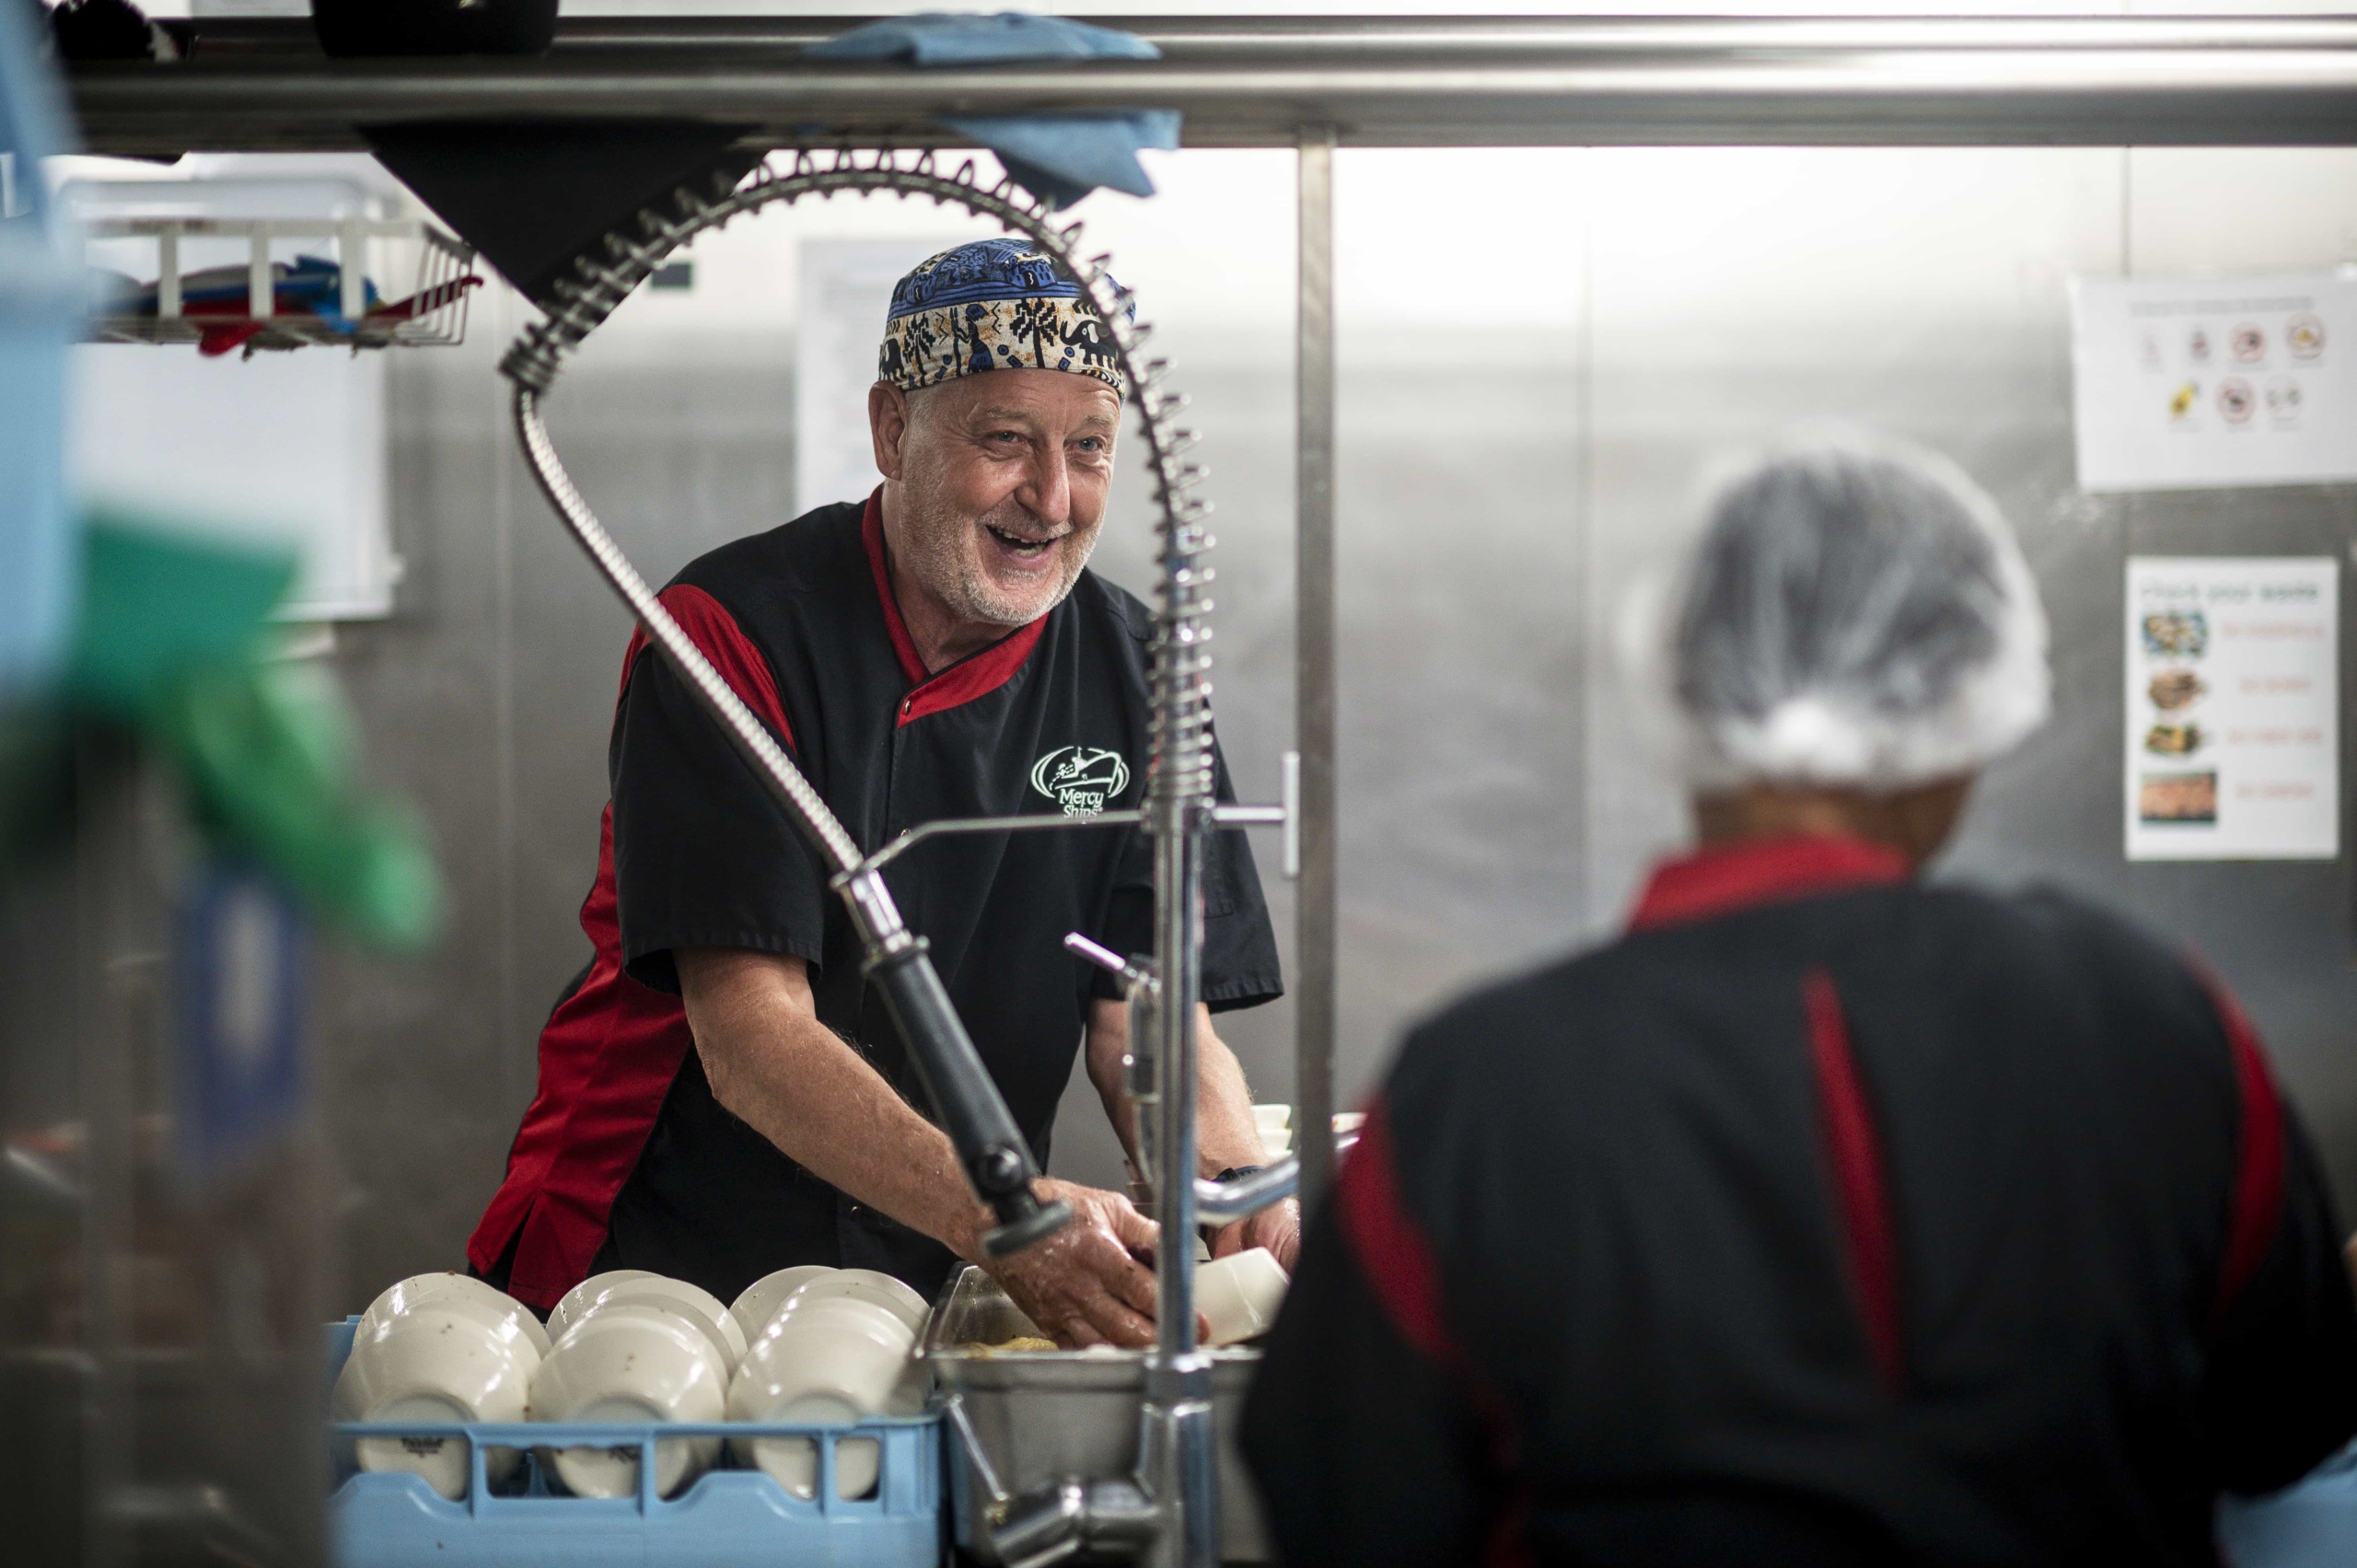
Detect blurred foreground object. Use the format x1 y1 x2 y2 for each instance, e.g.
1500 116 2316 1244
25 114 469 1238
0 0 82 702
3 20 433 1546
63 517 443 953
1 512 443 1564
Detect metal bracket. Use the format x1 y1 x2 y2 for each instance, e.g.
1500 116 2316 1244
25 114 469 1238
841 800 1290 883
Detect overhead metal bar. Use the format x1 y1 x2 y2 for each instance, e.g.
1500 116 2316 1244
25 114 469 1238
1294 127 1338 1221
69 14 2357 157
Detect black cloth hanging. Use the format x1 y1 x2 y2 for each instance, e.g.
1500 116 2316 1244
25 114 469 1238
364 121 760 312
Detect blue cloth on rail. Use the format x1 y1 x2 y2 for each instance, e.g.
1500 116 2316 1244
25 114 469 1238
806 13 1175 208
939 110 1178 208
802 12 1157 66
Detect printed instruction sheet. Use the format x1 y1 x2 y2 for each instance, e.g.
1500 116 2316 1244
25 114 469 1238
2072 271 2356 493
2125 556 2338 861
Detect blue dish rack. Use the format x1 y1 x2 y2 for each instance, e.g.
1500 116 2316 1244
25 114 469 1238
325 1316 946 1568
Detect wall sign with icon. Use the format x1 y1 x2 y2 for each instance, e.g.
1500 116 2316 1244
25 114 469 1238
2070 271 2354 492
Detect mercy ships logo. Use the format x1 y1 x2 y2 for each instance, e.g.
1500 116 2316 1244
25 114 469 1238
1031 746 1131 819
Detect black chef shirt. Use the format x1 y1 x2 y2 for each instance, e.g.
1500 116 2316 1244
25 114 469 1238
1242 833 2357 1567
469 494 1281 1310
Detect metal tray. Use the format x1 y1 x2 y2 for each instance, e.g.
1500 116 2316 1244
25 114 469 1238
921 1267 1271 1562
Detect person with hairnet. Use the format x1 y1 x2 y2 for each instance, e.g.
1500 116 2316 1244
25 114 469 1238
1239 435 2357 1565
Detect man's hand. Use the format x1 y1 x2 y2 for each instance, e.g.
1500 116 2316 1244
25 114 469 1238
1213 1198 1301 1273
982 1178 1163 1348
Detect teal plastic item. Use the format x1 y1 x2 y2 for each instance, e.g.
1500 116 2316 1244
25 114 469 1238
2221 1444 2357 1568
0 0 85 696
324 1318 946 1568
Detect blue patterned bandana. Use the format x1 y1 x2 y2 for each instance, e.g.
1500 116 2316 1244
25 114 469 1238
878 238 1128 399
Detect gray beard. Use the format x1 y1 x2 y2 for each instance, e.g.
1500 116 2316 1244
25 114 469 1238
902 494 1094 628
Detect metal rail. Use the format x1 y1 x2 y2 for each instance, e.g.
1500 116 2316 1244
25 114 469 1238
845 802 1285 879
1294 128 1338 1222
68 14 2357 156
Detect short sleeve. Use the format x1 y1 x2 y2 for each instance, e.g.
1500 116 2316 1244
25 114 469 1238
1089 732 1283 1013
608 611 830 994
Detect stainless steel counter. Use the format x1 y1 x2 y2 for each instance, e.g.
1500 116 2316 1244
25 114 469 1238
923 1267 1271 1563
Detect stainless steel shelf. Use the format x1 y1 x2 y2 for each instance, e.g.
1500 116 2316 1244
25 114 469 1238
70 14 2357 157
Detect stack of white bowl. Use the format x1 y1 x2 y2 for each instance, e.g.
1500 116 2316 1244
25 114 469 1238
331 1272 549 1500
1252 1103 1367 1156
1195 1247 1292 1346
725 1266 931 1501
528 1271 749 1499
1255 1102 1293 1154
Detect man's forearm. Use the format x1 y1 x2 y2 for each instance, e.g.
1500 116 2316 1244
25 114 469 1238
1086 1001 1269 1177
679 948 991 1260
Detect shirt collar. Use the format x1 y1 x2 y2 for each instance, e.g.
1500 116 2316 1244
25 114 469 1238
860 486 1051 726
862 487 931 687
1627 833 1913 933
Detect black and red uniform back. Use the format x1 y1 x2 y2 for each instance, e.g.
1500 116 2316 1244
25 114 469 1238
1242 835 2357 1567
468 494 1281 1312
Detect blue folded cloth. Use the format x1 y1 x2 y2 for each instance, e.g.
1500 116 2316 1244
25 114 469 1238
940 109 1178 208
804 12 1157 66
807 13 1175 208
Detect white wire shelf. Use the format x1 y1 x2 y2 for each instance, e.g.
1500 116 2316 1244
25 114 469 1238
83 215 481 355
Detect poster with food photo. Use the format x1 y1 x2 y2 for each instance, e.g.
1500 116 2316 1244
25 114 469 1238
2125 556 2338 861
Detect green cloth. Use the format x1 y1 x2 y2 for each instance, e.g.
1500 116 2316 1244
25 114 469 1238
57 515 444 952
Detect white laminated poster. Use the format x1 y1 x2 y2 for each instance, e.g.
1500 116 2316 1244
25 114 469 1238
2125 556 2338 862
795 238 965 517
2071 271 2357 493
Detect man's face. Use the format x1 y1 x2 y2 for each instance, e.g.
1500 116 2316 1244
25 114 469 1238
872 369 1122 630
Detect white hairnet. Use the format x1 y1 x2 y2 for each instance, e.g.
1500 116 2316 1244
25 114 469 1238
1625 431 2050 791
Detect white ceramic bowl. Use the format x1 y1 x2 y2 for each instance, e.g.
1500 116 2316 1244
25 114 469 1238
1196 1248 1290 1347
360 1272 550 1364
1253 1103 1292 1132
545 1269 657 1345
334 1307 532 1498
1262 1128 1294 1156
728 1295 916 1500
528 1303 726 1500
580 1275 748 1378
761 1268 929 1342
728 1264 835 1345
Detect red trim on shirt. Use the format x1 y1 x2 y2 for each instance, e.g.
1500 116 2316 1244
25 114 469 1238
861 491 930 687
465 807 696 1309
1629 834 1912 932
1336 1098 1457 1363
2200 973 2287 1330
619 584 795 748
859 489 1051 727
1336 1099 1534 1568
1803 969 1906 1395
466 588 793 1309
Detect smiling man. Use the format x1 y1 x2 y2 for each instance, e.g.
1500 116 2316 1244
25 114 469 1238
467 239 1291 1344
